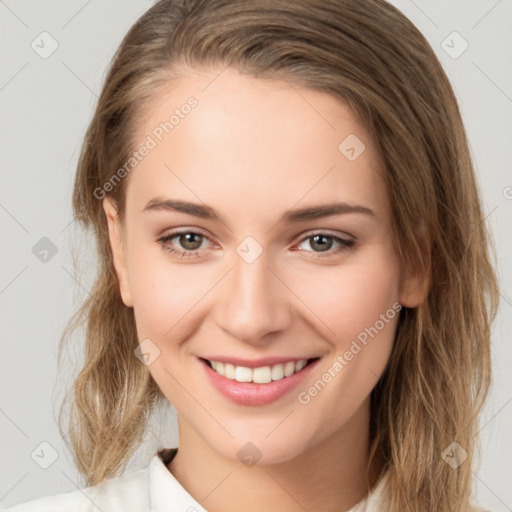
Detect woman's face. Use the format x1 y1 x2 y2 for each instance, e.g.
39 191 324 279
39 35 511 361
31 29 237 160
104 67 422 465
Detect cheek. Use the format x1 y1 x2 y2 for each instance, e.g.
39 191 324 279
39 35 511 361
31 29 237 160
126 250 216 402
289 245 402 344
126 244 218 338
293 251 402 437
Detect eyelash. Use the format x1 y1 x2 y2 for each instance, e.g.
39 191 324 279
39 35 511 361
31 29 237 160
156 229 355 260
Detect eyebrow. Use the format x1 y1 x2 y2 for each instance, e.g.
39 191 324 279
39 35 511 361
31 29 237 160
142 197 376 224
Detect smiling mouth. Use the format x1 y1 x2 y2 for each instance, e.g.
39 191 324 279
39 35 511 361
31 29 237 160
200 357 320 384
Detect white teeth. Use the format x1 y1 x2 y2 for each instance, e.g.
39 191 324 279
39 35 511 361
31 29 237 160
253 366 272 384
224 363 236 379
235 366 252 382
295 360 307 371
208 359 309 383
271 364 284 381
284 361 296 377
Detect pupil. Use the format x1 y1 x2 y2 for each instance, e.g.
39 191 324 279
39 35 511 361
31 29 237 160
181 233 202 250
312 235 332 252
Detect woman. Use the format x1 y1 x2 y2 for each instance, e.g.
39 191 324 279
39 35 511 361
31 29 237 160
3 0 499 510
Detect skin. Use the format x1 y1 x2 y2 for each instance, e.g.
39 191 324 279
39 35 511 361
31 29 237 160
103 67 424 512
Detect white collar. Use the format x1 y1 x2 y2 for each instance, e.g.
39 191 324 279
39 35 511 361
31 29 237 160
149 449 208 512
148 449 389 512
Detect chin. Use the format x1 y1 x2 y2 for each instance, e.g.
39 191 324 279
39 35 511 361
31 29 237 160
198 422 319 467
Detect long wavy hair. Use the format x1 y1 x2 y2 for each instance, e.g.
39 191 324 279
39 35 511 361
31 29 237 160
58 1 500 510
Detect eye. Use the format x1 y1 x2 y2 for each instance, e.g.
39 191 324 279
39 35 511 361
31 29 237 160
296 232 355 258
157 229 355 260
157 229 213 259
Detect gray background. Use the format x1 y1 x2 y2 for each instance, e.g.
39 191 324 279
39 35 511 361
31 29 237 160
1 0 511 509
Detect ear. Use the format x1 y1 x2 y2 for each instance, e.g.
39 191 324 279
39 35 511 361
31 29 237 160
103 197 133 307
399 269 428 308
399 221 430 308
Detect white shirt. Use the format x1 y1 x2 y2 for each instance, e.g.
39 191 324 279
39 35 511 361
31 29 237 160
1 448 488 512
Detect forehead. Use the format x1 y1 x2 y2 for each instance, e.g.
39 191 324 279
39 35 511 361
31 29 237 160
125 67 389 226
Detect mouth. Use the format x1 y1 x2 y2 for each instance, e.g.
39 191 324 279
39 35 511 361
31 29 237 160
198 356 321 406
200 357 319 383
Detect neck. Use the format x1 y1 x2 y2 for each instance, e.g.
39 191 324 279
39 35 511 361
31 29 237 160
167 398 382 512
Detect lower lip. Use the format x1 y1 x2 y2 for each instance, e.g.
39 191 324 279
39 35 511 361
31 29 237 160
200 358 320 406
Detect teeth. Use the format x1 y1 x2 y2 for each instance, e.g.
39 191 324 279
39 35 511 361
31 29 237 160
284 361 295 377
253 366 272 384
208 359 309 383
224 363 236 379
235 366 253 382
271 364 284 381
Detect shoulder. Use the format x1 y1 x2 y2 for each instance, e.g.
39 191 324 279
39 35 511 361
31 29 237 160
357 470 492 512
1 464 149 512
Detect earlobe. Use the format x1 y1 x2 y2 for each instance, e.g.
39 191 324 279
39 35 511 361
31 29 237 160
399 271 428 308
102 197 133 307
399 221 430 308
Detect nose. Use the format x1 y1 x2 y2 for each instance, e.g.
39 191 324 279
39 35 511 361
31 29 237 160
213 249 292 345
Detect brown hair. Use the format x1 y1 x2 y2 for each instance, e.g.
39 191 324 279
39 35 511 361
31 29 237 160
58 1 499 510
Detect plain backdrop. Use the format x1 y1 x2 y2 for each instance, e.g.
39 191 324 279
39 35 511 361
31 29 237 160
1 0 511 510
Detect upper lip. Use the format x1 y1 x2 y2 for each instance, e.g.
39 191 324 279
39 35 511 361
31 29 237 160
200 355 319 368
